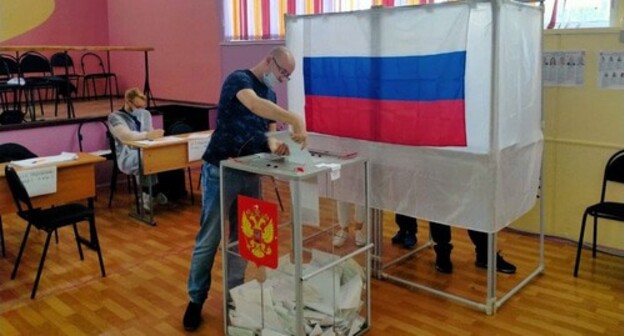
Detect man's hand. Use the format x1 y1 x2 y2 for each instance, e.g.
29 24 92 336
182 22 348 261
146 129 164 140
290 117 307 148
268 137 289 155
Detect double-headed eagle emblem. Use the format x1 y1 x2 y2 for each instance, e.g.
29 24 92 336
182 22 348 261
241 205 275 259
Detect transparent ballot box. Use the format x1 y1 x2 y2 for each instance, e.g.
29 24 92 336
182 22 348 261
221 152 371 336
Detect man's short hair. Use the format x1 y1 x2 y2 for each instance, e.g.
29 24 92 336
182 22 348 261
125 87 146 102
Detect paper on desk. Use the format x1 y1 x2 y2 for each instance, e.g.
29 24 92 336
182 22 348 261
89 149 112 157
266 131 313 165
135 136 184 146
11 152 78 168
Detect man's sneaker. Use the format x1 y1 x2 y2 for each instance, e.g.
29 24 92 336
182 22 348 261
403 234 417 249
354 230 366 246
391 230 405 245
141 192 152 211
183 301 203 331
332 229 348 247
475 252 517 274
155 192 169 205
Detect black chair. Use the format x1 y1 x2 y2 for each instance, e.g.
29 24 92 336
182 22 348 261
4 165 106 299
77 120 138 209
50 52 82 101
0 143 37 258
0 54 22 113
80 52 119 100
574 149 624 277
19 51 75 119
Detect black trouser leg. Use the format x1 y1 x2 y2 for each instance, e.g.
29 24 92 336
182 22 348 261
430 222 453 273
395 214 417 235
429 222 451 245
468 229 488 262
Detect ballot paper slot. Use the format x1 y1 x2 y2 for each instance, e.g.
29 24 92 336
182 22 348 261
221 154 370 335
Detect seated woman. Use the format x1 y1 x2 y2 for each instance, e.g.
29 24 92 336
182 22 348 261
107 87 167 210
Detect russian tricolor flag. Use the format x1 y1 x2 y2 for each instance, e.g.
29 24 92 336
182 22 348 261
302 5 469 146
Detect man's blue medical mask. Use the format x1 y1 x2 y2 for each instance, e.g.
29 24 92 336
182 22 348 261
263 72 278 89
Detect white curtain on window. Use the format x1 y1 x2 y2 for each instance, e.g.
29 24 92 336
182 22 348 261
546 0 612 29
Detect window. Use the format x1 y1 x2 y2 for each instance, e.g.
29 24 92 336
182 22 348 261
223 0 450 42
546 0 615 29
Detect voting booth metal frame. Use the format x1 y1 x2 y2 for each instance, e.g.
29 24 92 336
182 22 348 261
368 0 547 315
221 153 372 335
372 188 545 315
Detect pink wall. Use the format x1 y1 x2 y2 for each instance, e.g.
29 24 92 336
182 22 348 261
106 0 222 104
2 0 222 104
220 43 289 108
0 116 163 186
1 0 109 47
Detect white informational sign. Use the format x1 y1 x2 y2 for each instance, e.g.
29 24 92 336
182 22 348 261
598 51 624 89
543 51 585 87
15 166 58 197
187 137 211 162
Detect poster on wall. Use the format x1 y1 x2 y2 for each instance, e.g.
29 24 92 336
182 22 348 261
598 51 624 89
543 51 585 87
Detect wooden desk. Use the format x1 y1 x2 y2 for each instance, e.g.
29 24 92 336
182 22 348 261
0 153 105 253
123 131 212 225
0 152 105 214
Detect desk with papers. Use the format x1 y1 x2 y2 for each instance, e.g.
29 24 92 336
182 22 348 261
0 153 105 252
0 152 104 214
123 130 212 225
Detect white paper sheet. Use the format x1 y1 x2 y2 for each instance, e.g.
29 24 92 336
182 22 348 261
266 131 313 165
89 149 112 157
11 152 77 168
15 166 57 197
187 137 211 162
134 136 184 146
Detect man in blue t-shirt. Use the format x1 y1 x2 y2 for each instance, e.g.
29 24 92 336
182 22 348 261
183 46 307 331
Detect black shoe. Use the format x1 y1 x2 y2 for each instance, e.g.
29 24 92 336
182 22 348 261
403 233 417 249
475 252 517 274
391 230 405 245
183 301 203 331
433 244 453 274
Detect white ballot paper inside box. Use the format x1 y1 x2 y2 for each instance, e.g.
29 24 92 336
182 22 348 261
14 165 58 197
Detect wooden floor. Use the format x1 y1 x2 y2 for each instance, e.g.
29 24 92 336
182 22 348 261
0 173 622 335
3 99 624 335
21 94 178 123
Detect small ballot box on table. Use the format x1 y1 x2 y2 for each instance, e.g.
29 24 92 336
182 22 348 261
220 151 371 336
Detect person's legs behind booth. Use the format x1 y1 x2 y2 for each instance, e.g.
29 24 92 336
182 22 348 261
468 230 517 274
333 201 366 247
393 214 417 249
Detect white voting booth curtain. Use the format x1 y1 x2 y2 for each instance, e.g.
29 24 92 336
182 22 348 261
286 1 543 232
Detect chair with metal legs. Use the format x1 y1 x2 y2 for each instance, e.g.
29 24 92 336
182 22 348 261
574 149 624 277
5 165 106 299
